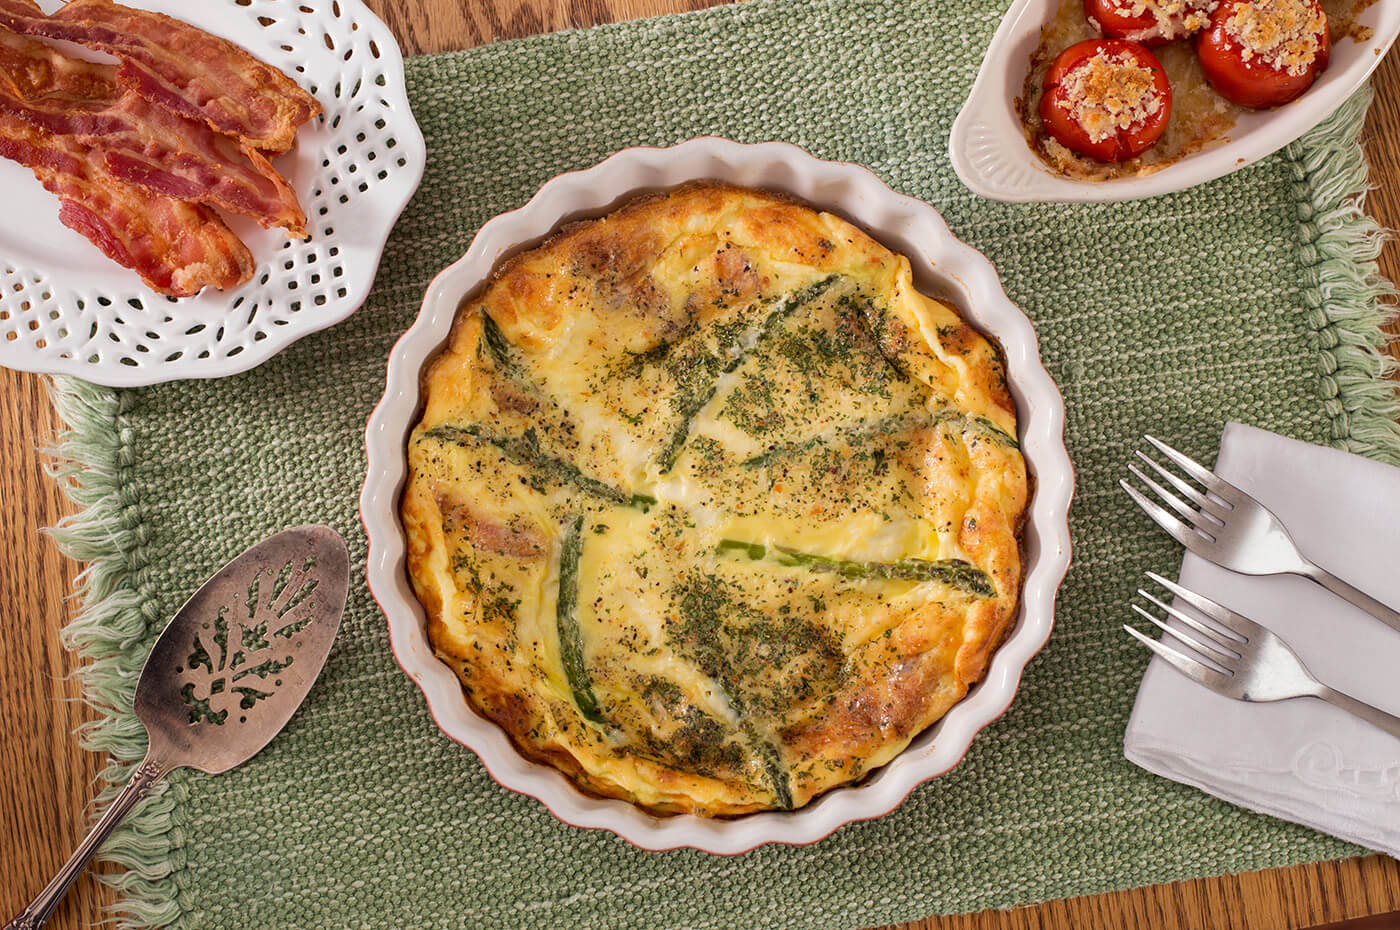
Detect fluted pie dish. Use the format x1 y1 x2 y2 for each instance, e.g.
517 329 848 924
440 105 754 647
361 139 1073 852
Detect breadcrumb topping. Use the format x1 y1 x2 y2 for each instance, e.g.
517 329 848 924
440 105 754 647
1055 50 1164 143
1113 0 1215 39
1224 0 1327 76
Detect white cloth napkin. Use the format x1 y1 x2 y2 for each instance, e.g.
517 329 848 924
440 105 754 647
1123 421 1400 857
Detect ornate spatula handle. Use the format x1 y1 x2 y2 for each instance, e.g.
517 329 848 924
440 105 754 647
4 756 171 930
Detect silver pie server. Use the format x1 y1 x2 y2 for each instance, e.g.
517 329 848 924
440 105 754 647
4 525 350 930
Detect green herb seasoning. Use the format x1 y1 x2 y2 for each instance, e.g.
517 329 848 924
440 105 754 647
654 274 841 471
421 425 653 511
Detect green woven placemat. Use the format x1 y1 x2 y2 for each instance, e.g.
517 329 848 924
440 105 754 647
50 1 1399 927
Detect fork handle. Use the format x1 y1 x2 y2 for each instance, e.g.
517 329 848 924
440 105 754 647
3 754 170 930
1301 561 1400 636
1315 685 1400 743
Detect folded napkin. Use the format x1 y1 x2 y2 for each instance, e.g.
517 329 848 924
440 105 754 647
1125 421 1400 857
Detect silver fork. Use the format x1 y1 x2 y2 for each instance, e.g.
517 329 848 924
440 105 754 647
1120 434 1400 635
1125 572 1400 741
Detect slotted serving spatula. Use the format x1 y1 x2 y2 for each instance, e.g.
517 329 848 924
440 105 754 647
4 525 350 930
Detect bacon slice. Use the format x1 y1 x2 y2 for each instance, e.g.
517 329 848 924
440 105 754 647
0 0 320 153
0 27 305 235
0 107 254 297
0 16 116 101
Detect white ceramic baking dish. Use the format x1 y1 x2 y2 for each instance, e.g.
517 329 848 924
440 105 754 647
359 138 1074 853
950 0 1399 202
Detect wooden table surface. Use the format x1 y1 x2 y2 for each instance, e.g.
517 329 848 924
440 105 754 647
2 2 1397 929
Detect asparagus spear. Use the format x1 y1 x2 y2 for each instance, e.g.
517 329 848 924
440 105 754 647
420 425 655 511
738 404 1016 474
655 274 841 473
470 315 660 510
556 515 607 725
746 720 793 810
702 675 792 809
480 312 522 377
936 410 1019 450
740 411 930 468
716 539 996 598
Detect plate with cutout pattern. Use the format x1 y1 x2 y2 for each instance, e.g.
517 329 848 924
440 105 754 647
0 0 425 386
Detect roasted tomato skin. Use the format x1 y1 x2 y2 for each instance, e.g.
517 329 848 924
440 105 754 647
1039 39 1173 163
1084 0 1191 46
1196 0 1331 109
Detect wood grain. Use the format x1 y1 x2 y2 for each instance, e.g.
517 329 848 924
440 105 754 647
1 3 1396 930
0 369 112 929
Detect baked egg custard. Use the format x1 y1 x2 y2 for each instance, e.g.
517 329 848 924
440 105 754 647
401 183 1029 815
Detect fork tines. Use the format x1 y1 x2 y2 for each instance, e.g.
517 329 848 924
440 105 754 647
1123 572 1249 692
1120 434 1237 550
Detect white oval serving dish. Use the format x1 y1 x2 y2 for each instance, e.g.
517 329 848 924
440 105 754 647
950 0 1399 203
360 138 1074 854
0 0 426 386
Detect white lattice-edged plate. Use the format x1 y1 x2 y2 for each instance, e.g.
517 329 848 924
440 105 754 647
0 0 425 386
361 139 1075 853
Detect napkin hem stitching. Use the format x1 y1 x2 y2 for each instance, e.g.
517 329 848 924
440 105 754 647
1125 745 1382 857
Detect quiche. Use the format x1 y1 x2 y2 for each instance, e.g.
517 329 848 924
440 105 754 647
401 183 1029 816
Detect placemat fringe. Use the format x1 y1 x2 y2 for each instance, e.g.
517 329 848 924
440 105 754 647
48 381 182 930
1289 86 1400 464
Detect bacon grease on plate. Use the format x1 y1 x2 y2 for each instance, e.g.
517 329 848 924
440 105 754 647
0 0 317 296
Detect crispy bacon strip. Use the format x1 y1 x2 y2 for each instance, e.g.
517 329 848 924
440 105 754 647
0 16 116 100
0 108 254 297
0 26 305 235
0 0 320 153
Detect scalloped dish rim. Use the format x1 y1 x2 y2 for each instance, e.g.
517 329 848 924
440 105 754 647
359 138 1074 854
